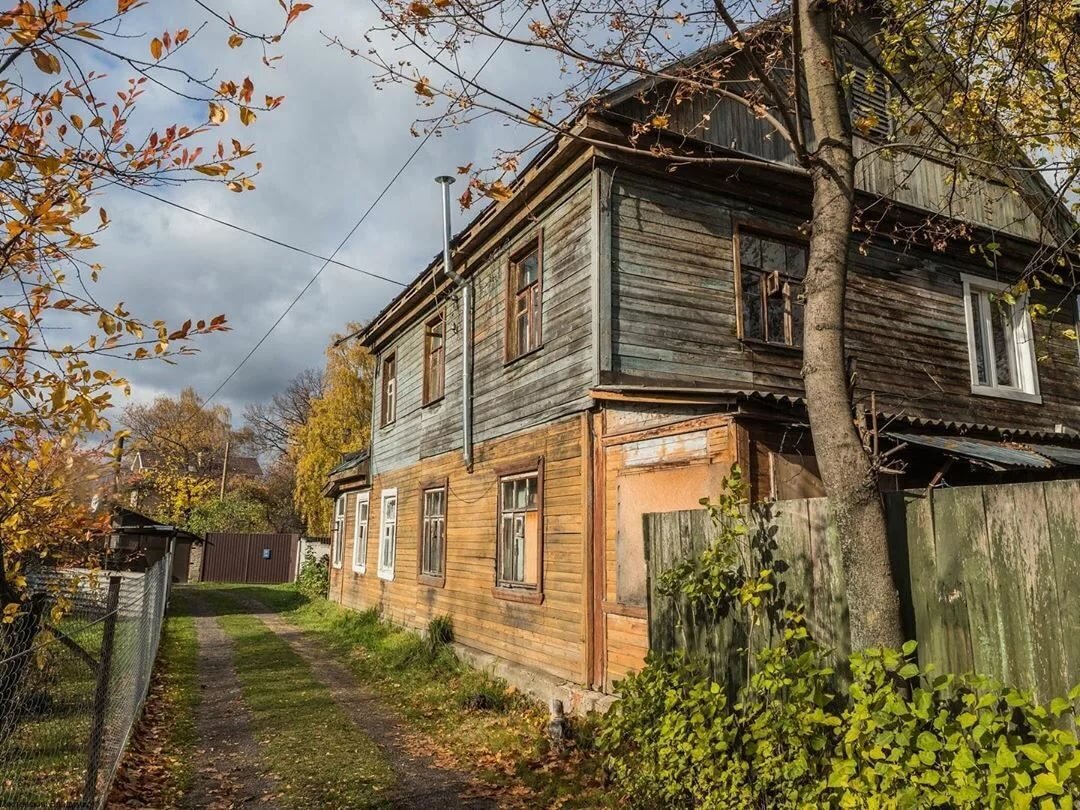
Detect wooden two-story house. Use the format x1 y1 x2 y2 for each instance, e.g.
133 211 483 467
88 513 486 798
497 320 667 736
324 40 1080 705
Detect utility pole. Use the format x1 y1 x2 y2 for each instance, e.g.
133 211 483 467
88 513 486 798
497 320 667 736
219 439 230 500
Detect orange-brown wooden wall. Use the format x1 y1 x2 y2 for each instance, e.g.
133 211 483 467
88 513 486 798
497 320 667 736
329 415 588 685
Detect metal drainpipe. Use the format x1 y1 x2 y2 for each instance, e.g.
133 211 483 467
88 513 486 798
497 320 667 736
436 176 473 471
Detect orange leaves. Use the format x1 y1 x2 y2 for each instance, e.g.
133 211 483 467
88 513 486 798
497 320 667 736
118 0 139 12
485 180 513 202
414 77 435 98
409 1 433 17
208 102 228 124
228 34 244 48
150 37 163 60
651 114 671 129
31 49 60 74
239 106 256 126
286 2 314 25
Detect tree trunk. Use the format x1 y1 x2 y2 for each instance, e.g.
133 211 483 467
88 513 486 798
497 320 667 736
795 0 904 650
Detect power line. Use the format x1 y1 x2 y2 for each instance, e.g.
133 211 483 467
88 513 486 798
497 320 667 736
127 187 408 288
198 19 524 410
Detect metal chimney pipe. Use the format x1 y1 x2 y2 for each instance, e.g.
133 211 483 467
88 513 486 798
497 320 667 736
436 176 473 471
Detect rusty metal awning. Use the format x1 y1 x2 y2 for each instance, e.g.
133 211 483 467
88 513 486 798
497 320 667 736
884 432 1072 471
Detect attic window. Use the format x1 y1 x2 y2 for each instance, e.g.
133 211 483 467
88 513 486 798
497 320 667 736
380 352 396 426
506 235 542 362
847 65 890 141
423 314 445 405
962 273 1040 403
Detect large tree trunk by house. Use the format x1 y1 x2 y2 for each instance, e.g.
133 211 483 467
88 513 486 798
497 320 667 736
795 0 904 650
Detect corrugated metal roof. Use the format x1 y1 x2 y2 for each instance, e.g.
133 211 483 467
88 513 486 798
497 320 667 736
327 449 369 477
886 432 1056 470
1026 444 1080 467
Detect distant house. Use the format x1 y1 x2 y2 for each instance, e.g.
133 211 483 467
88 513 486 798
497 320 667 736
124 447 263 512
324 34 1080 706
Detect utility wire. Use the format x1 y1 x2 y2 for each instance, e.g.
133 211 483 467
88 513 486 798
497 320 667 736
197 17 524 409
127 187 408 288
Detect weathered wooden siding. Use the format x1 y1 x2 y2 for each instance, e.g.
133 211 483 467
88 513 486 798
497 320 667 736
331 416 588 684
598 407 737 690
371 178 595 478
609 170 1080 434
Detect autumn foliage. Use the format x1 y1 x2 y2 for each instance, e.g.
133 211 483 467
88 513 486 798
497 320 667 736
0 1 313 614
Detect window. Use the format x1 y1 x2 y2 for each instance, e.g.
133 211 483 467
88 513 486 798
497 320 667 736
419 485 446 586
378 489 397 580
423 315 445 405
352 492 369 573
846 65 891 141
507 237 542 360
496 462 543 600
380 352 396 426
737 230 807 348
331 495 346 569
962 274 1040 402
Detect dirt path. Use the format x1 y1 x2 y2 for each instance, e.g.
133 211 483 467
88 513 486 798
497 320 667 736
235 595 498 810
184 597 279 810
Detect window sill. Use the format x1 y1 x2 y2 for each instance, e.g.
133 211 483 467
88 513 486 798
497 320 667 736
739 338 802 356
418 573 445 589
492 587 543 605
332 562 343 570
421 395 445 410
379 421 396 431
503 343 544 368
970 385 1042 405
377 568 395 581
352 566 366 576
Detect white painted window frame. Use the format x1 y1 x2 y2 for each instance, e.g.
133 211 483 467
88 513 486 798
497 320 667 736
352 491 370 574
378 488 398 581
331 494 346 569
961 273 1041 404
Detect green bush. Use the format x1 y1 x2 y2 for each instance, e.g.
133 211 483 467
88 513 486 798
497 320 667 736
295 546 329 600
599 466 1080 808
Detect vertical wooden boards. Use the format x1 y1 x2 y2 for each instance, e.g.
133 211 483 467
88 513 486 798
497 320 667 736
984 482 1069 701
891 492 947 672
1044 480 1080 692
927 488 979 677
807 497 851 664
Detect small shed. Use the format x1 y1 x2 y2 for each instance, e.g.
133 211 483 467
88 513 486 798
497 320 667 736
106 506 203 584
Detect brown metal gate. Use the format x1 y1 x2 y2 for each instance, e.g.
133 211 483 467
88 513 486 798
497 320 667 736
201 533 300 584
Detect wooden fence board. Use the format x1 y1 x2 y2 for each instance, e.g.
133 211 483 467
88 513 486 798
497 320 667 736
929 488 978 677
643 478 1080 702
1044 480 1080 691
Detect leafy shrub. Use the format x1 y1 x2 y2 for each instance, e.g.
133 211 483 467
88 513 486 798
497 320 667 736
426 614 454 656
294 546 329 600
599 466 1080 808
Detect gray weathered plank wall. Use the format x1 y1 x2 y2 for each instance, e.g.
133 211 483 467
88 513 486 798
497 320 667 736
371 177 595 476
609 169 1080 435
645 479 1080 701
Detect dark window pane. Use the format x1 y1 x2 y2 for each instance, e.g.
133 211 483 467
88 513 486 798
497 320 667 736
742 270 764 340
970 292 990 385
786 244 807 280
760 238 786 274
766 289 786 344
790 286 805 347
991 304 1016 388
740 234 761 269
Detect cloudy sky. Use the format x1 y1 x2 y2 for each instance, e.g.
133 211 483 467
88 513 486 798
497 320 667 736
89 0 553 425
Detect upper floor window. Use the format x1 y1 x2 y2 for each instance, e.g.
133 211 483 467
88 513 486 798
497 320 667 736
495 461 543 602
962 274 1040 403
846 65 891 141
331 494 346 569
419 485 446 586
507 237 542 361
380 352 396 426
352 492 369 574
423 314 445 405
737 229 807 348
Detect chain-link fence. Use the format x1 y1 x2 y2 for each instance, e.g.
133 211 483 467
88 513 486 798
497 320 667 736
0 554 171 810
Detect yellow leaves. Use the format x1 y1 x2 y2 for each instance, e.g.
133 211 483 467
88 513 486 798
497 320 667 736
118 0 139 12
228 34 245 49
31 49 60 74
286 2 314 25
150 37 163 60
414 77 435 98
651 114 671 129
239 106 256 126
0 160 15 181
227 177 255 192
208 102 228 124
70 113 84 130
527 108 544 124
194 163 232 177
485 180 513 203
854 113 880 137
409 0 433 16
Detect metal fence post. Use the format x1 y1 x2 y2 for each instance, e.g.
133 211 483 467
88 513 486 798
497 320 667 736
82 575 121 809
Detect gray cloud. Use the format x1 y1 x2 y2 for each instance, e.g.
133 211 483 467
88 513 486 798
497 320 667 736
86 0 554 424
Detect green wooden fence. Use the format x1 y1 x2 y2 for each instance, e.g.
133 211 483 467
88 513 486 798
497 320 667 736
644 479 1080 700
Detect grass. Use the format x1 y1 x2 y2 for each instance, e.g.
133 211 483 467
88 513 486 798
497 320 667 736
201 583 610 808
198 588 397 809
154 596 200 801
